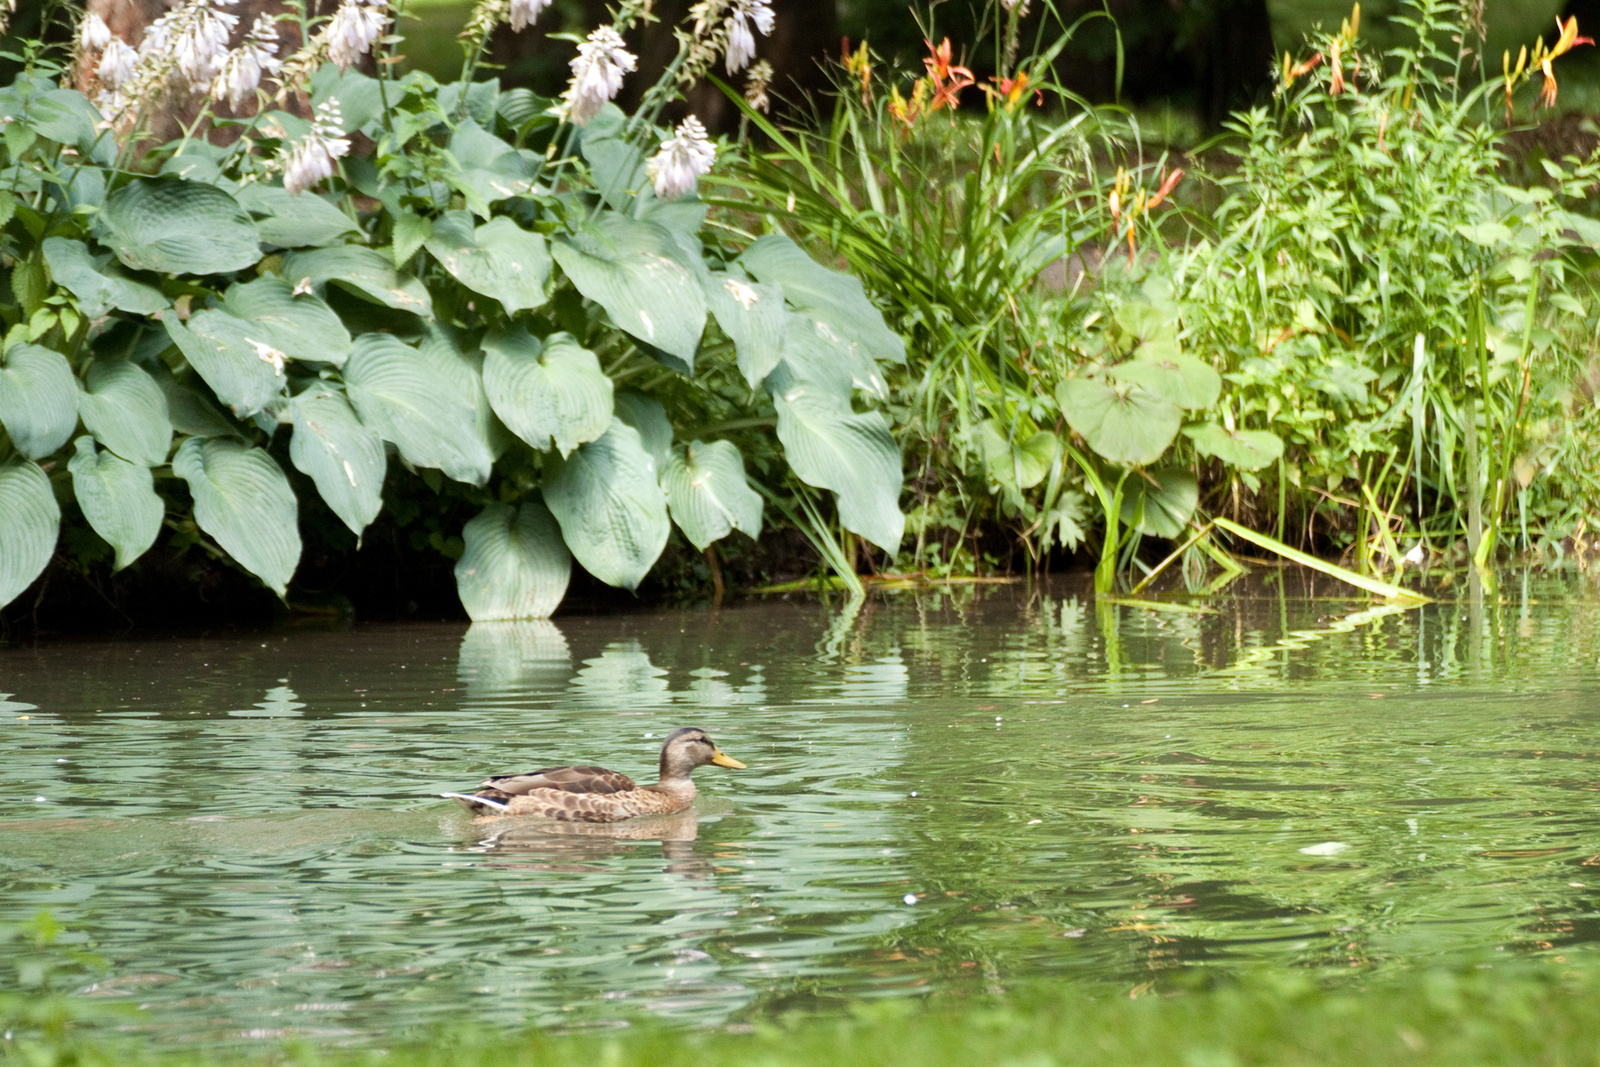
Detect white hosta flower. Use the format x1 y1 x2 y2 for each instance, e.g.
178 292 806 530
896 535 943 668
646 116 715 200
141 0 239 94
282 101 350 195
508 0 552 32
79 12 112 53
213 14 282 107
743 58 773 113
562 25 636 125
326 0 389 72
723 0 773 74
97 38 140 90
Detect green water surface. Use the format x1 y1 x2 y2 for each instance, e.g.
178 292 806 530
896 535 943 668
3 572 1600 1044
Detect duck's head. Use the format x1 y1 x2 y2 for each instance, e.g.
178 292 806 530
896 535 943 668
659 727 746 780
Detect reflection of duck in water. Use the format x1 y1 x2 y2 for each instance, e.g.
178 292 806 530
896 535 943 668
441 727 745 821
467 809 711 877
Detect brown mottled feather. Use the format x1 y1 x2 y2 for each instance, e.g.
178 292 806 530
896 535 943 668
443 727 744 823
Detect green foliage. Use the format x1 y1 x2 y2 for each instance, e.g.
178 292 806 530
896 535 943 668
724 0 1600 587
0 28 909 617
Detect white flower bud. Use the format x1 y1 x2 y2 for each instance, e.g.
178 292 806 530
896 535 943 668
723 0 773 74
80 13 112 53
508 0 552 32
646 116 715 200
326 0 389 73
562 26 636 126
98 39 140 90
282 101 350 195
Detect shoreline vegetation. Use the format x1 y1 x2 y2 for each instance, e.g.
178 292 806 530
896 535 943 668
1 0 1599 637
9 954 1600 1064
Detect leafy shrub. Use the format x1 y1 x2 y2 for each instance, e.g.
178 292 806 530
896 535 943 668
0 0 906 617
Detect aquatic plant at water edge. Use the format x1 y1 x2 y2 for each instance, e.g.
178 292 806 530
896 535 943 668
0 0 906 618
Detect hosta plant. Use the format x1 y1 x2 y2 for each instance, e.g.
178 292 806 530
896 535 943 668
0 0 905 618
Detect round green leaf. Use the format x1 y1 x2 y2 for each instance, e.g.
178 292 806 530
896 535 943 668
280 246 432 316
78 360 171 467
344 333 493 486
739 233 906 367
1057 377 1181 467
551 212 707 366
454 501 572 621
100 178 261 275
68 435 162 571
425 211 551 314
1120 468 1199 539
0 343 78 459
1183 423 1286 472
973 421 1059 491
173 437 301 598
704 269 786 389
288 386 386 540
0 459 60 609
480 327 612 457
663 440 763 551
223 277 351 367
768 364 904 554
1111 350 1222 409
542 418 669 591
43 237 167 319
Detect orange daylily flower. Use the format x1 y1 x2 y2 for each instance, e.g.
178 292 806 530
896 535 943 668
922 37 974 112
993 71 1043 109
1329 38 1345 96
1145 168 1185 210
1539 16 1592 109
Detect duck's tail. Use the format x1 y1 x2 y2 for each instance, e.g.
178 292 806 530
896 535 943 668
441 792 510 816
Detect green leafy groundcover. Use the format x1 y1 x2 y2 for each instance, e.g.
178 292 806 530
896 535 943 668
11 967 1600 1066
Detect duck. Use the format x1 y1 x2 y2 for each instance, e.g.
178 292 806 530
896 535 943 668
441 727 746 822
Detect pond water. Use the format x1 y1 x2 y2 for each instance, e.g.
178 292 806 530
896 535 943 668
4 571 1600 1045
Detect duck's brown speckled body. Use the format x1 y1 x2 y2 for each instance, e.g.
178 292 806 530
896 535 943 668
441 727 745 822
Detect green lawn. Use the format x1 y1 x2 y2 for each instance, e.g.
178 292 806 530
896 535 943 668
11 966 1600 1066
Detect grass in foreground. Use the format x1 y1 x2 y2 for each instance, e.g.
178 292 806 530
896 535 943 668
10 966 1600 1066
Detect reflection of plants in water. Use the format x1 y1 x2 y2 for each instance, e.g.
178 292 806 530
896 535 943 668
0 911 127 1049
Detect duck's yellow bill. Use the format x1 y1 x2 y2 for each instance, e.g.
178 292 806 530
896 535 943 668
711 747 746 769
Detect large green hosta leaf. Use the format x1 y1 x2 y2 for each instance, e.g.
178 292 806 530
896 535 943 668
454 501 572 620
739 233 905 368
448 119 540 211
551 212 707 365
164 310 286 417
280 246 432 316
612 391 671 469
234 184 361 248
0 460 60 609
1182 423 1284 471
78 360 172 466
224 277 351 367
288 386 386 539
344 333 493 486
100 178 261 276
662 440 763 550
68 435 163 571
425 211 551 314
542 418 669 590
149 362 241 440
779 311 888 401
173 437 300 597
704 270 786 389
419 324 509 461
42 237 167 319
0 343 77 459
481 328 611 457
1057 377 1181 467
767 365 904 554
